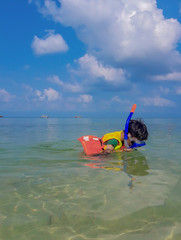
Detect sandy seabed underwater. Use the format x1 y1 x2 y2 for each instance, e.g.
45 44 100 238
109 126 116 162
0 117 181 240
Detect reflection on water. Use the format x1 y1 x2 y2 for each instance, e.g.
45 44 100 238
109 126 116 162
81 151 149 189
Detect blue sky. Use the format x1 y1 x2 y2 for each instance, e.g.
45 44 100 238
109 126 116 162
1 0 181 118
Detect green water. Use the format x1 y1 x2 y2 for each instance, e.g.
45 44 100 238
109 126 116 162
0 118 181 240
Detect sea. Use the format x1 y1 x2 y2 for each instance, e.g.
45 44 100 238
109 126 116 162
0 117 181 240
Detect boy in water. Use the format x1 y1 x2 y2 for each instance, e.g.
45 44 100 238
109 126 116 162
102 119 148 153
78 105 148 155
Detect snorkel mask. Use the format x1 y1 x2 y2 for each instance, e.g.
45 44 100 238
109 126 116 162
124 104 146 149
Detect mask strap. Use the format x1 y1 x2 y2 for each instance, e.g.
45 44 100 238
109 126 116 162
130 142 146 149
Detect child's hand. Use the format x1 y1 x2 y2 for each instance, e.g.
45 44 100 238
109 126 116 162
115 149 124 152
123 148 133 152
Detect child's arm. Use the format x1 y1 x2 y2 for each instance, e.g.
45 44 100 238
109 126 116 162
123 148 133 152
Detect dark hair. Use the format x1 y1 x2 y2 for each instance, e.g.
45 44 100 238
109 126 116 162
128 119 148 141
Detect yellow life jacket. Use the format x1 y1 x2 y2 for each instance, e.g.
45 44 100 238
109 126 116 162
102 131 123 150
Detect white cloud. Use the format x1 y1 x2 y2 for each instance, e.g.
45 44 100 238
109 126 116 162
0 89 15 102
24 65 30 70
152 72 181 81
44 88 60 100
31 32 68 55
141 96 175 107
75 54 126 84
39 0 181 62
176 86 181 95
77 94 92 103
35 90 45 101
48 75 64 86
35 88 61 101
66 83 83 93
31 0 181 113
23 84 33 92
112 96 132 105
159 86 170 94
48 75 83 92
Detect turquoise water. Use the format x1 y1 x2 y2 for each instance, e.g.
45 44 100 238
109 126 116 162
0 117 181 240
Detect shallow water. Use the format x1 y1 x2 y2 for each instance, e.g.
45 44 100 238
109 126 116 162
0 117 181 240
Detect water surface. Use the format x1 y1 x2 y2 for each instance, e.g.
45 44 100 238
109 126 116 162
0 117 181 240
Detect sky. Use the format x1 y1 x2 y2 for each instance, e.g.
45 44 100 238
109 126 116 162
1 0 181 118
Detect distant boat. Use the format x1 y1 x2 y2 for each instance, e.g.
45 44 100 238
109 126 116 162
0 116 3 118
40 115 49 118
74 115 82 118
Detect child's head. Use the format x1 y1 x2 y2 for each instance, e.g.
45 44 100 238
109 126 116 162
128 119 148 141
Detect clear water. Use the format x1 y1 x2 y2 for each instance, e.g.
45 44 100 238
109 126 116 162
0 117 181 240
